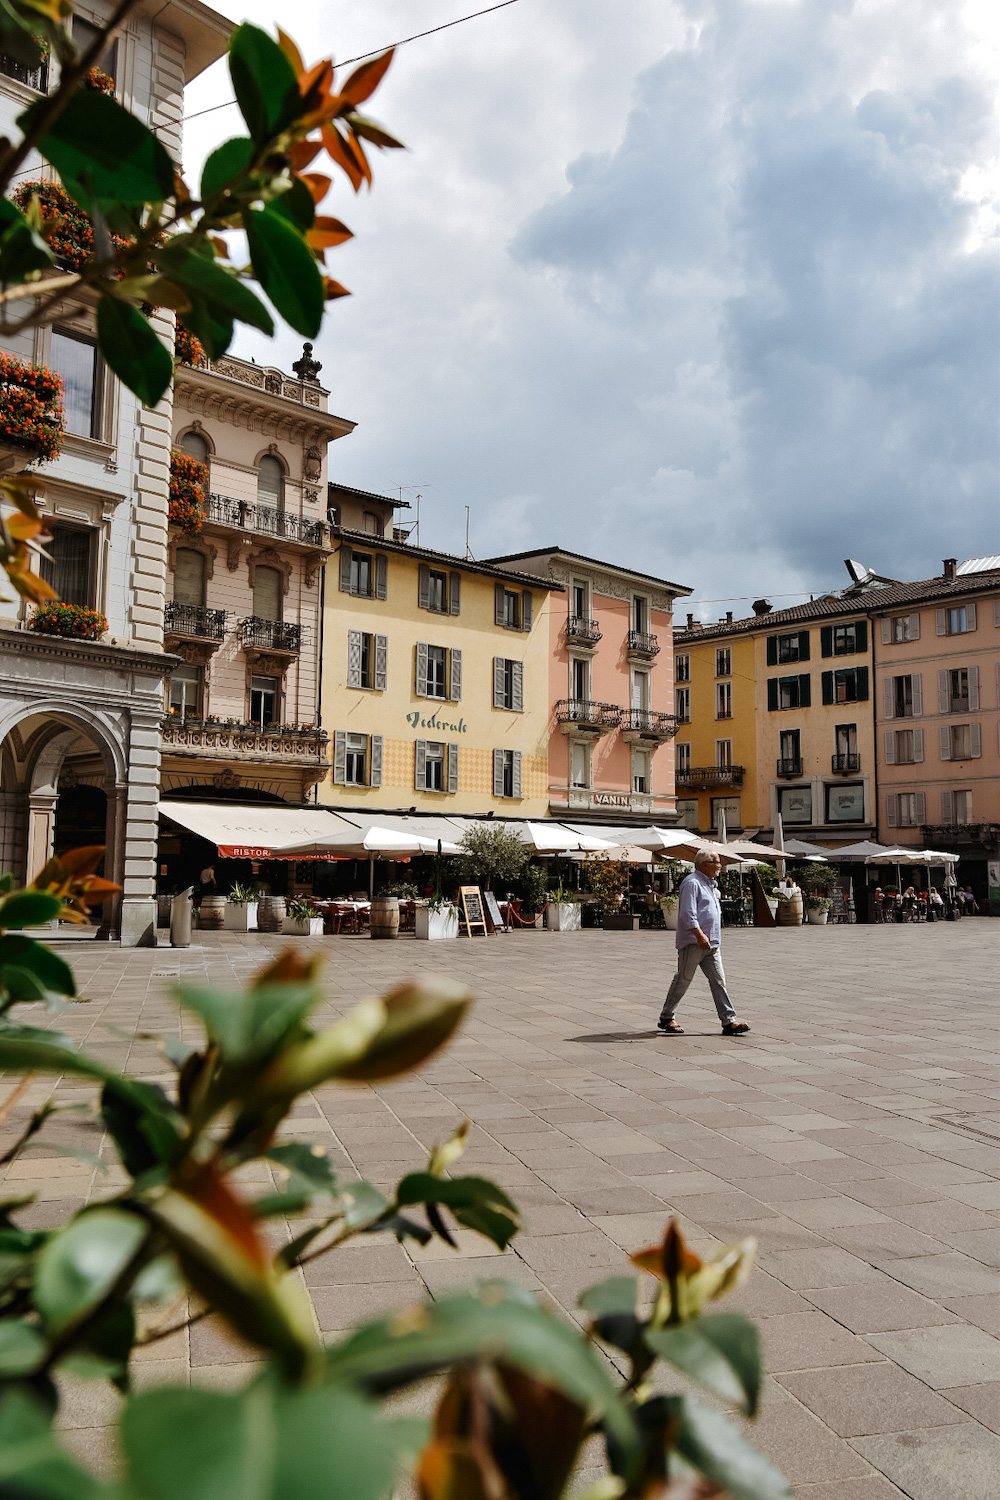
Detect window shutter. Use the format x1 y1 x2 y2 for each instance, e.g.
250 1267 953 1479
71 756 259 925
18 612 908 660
913 727 924 762
967 601 976 630
375 553 387 600
369 734 383 787
855 620 867 653
880 618 892 645
450 647 462 702
822 671 833 705
512 750 522 798
521 591 533 630
511 660 524 713
339 546 352 592
766 637 777 666
493 747 504 797
941 790 953 823
798 631 810 661
799 674 811 707
447 742 459 793
856 666 869 701
374 634 388 692
968 665 979 710
914 792 925 825
333 730 347 784
935 608 946 636
912 673 923 716
883 677 894 719
997 661 1000 708
415 641 429 697
938 670 949 713
886 794 898 828
970 722 981 758
347 629 362 687
493 656 505 709
449 571 461 615
767 678 778 711
173 549 206 607
414 740 427 790
495 582 505 625
909 612 920 639
939 725 951 761
820 626 833 657
884 731 896 765
995 598 1000 627
418 564 430 610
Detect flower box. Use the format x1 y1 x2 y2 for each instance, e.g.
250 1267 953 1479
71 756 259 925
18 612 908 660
546 902 581 932
224 901 258 931
282 916 324 937
29 602 107 640
415 904 459 941
169 450 207 533
0 352 64 465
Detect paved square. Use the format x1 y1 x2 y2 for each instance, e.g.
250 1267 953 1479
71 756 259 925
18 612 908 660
2 920 997 1497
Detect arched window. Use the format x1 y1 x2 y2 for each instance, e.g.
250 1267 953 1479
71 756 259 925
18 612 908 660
363 511 383 537
179 430 209 462
253 566 282 622
258 455 284 510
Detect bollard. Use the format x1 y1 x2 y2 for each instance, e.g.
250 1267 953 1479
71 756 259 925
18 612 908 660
170 887 194 948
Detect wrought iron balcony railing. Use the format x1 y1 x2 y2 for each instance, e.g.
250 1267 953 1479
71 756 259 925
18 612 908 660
1 53 48 90
240 617 301 654
776 758 803 778
627 630 660 656
555 698 621 731
206 493 326 547
831 753 860 773
676 765 745 789
566 616 602 645
164 602 226 641
620 708 678 739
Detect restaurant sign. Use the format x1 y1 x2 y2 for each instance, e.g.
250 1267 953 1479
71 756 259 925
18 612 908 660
593 792 633 809
406 711 467 733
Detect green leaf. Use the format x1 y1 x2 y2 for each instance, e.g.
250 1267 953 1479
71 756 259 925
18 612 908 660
122 1385 272 1500
0 935 75 999
669 1395 792 1500
266 1143 337 1192
229 23 302 145
0 891 62 928
101 1081 180 1179
160 247 274 337
0 1319 45 1376
271 1380 414 1500
0 1033 175 1118
645 1313 763 1416
200 135 255 200
96 296 173 407
579 1277 638 1319
176 982 317 1065
0 1388 108 1498
244 207 324 338
270 175 315 232
395 1173 521 1251
34 1208 147 1335
19 89 175 208
131 1252 183 1305
0 196 56 282
341 1180 387 1230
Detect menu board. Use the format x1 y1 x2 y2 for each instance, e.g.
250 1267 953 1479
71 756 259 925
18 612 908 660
483 890 505 932
459 886 488 936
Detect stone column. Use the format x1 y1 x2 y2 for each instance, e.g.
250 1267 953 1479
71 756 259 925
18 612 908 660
117 711 162 947
25 791 57 883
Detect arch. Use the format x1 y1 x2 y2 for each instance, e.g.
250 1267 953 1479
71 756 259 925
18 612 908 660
0 702 127 786
177 425 212 461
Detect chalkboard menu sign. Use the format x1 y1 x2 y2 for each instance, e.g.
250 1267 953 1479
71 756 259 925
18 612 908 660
459 886 488 936
830 888 849 922
483 890 506 932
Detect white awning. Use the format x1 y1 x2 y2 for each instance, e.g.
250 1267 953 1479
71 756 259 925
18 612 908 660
158 802 363 860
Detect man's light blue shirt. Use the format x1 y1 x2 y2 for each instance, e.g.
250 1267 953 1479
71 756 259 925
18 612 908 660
676 870 721 950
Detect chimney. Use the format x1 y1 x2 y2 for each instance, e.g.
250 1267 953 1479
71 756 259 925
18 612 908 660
726 611 733 625
943 558 956 581
686 613 694 628
752 598 773 616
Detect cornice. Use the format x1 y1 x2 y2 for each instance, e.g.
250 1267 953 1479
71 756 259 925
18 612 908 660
547 561 675 612
175 367 355 446
0 628 177 676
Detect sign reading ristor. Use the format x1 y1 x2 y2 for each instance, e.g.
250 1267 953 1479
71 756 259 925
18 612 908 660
406 711 468 733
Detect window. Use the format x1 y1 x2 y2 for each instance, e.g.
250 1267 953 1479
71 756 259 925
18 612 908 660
768 674 811 711
949 669 969 712
572 658 589 701
249 674 279 726
169 663 201 716
675 653 690 683
952 790 973 825
362 511 382 536
333 731 383 787
950 723 972 759
778 786 812 824
179 430 209 462
633 595 648 633
892 792 924 828
631 670 650 711
570 740 589 789
419 564 460 614
716 739 732 768
632 750 651 794
350 551 372 597
675 742 691 775
676 799 699 830
494 657 524 711
252 565 282 621
424 742 444 791
895 729 915 763
892 614 919 642
716 682 732 718
767 631 809 665
257 455 284 509
502 589 520 627
344 733 367 785
886 726 924 765
493 747 522 799
821 666 869 704
39 523 92 606
173 548 206 608
712 796 741 833
948 607 967 635
72 16 117 80
716 647 731 677
778 729 801 774
836 724 857 758
893 675 913 717
341 545 387 600
426 645 447 698
675 686 691 722
50 329 101 439
495 582 532 631
348 631 388 692
572 581 589 618
428 570 448 613
414 740 458 793
820 621 868 657
826 783 865 823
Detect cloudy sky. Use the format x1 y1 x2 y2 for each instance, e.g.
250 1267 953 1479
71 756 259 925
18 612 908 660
185 0 1000 617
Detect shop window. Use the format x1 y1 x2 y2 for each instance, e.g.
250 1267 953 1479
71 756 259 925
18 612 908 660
250 674 279 726
712 796 740 832
173 548 206 608
825 783 865 823
716 682 732 718
257 455 284 509
778 785 812 824
675 653 690 682
252 565 282 621
716 647 731 677
676 799 699 830
50 328 102 439
40 523 93 606
169 663 202 717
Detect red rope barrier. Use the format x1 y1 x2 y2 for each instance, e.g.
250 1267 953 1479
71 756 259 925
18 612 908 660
505 900 548 927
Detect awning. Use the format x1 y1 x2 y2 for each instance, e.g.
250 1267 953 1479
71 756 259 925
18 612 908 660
158 802 364 860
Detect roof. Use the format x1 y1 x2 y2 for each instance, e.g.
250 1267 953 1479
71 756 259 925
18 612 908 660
675 569 1000 644
958 556 1000 574
328 482 410 510
483 547 692 597
141 0 231 82
331 527 564 590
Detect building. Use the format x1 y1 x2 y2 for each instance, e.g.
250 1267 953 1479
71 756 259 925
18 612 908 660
0 2 230 943
480 549 690 826
672 614 756 833
319 498 559 816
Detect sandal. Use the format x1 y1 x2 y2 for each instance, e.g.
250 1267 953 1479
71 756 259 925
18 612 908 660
722 1021 750 1035
657 1020 684 1034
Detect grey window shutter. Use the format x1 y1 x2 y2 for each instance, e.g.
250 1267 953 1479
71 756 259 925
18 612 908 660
333 729 347 784
935 608 946 636
938 670 949 713
414 739 427 790
966 601 976 630
339 546 352 592
511 750 522 798
883 677 894 720
418 563 430 610
449 571 461 615
913 727 924 762
912 673 923 716
493 655 505 709
941 790 953 823
909 612 920 639
375 553 387 600
447 742 459 793
997 661 1000 707
995 599 1000 627
939 725 951 760
521 591 532 630
968 665 979 710
880 617 892 645
495 582 505 625
970 722 981 757
450 647 462 701
886 794 898 828
374 634 388 692
511 660 524 712
415 641 429 697
884 730 896 765
347 629 362 688
369 734 383 787
914 792 925 824
493 747 504 796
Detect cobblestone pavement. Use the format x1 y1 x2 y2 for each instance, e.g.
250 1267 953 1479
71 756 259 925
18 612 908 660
3 920 999 1498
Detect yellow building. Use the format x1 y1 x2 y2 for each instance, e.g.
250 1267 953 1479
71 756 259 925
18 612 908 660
671 617 757 833
319 492 559 815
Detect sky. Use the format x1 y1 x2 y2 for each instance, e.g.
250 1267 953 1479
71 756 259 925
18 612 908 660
184 0 1000 618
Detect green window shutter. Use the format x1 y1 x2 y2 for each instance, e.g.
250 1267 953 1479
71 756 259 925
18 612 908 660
855 619 867 653
799 674 811 707
766 636 777 666
820 626 832 658
798 631 810 661
767 678 778 711
856 665 869 701
821 670 833 705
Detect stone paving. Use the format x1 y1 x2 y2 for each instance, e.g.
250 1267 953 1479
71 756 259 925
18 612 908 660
2 920 999 1498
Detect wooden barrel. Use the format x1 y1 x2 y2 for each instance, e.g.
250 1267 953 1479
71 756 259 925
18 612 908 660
198 895 226 930
776 893 803 926
370 895 399 939
257 895 286 933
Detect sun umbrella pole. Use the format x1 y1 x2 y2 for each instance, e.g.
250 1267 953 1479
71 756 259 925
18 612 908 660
369 850 375 900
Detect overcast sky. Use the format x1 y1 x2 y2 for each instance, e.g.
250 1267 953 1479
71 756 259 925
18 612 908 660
184 1 1000 616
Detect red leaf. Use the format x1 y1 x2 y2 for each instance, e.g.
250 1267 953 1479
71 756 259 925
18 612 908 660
340 48 395 107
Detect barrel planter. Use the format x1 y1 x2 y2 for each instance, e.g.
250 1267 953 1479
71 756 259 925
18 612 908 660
257 895 286 933
776 894 803 927
198 895 226 930
370 895 400 939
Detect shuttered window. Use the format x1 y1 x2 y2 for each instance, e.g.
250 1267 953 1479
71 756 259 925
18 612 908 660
374 634 388 691
447 742 459 793
450 647 462 702
370 734 383 787
375 554 388 600
348 632 387 691
769 675 811 710
492 748 522 799
173 548 206 607
492 657 523 711
252 566 282 621
449 571 461 615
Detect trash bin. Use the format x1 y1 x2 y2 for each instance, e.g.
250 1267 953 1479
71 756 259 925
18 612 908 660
170 887 194 948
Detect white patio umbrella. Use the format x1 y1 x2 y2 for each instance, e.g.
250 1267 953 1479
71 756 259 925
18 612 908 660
517 823 617 853
275 826 461 897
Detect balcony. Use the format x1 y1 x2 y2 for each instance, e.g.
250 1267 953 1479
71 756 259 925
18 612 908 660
626 630 660 659
555 699 621 735
566 616 602 648
0 53 48 91
164 602 226 644
240 617 301 657
776 758 803 778
620 708 679 743
205 494 326 548
676 765 745 790
831 753 860 774
161 718 328 769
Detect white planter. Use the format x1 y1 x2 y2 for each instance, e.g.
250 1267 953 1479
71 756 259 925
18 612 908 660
415 905 460 941
766 899 779 918
224 902 258 932
660 901 679 931
807 909 829 925
282 916 324 936
546 902 582 932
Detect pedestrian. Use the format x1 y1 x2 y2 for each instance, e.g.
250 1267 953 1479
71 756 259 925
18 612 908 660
657 851 750 1037
198 863 217 896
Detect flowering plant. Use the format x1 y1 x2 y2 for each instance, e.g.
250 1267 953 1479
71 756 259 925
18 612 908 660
168 450 207 533
0 352 64 462
11 181 122 275
29 601 107 639
85 65 114 94
174 323 203 366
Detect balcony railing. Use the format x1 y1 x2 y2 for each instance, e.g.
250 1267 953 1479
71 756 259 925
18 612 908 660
676 765 745 790
1 53 48 91
240 617 301 654
620 708 678 740
161 719 327 764
164 602 226 641
831 753 860 773
206 494 326 546
627 630 660 656
776 758 803 778
566 616 602 645
555 698 621 731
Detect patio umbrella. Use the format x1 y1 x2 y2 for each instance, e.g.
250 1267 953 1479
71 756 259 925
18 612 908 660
773 811 786 877
581 843 655 864
274 826 461 898
517 823 617 853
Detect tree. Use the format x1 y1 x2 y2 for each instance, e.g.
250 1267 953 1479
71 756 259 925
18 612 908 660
456 822 528 891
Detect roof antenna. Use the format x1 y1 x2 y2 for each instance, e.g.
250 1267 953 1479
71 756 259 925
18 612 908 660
465 505 475 560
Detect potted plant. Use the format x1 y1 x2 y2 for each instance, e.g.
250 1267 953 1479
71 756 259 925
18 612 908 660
517 863 548 930
659 892 680 930
283 895 323 937
806 895 832 926
168 450 207 533
224 880 259 932
415 893 460 941
585 857 637 931
545 879 582 932
29 601 107 640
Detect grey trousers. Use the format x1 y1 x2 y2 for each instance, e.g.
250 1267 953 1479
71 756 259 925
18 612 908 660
659 943 737 1027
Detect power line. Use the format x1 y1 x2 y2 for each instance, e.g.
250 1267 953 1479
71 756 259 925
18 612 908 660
184 0 525 123
682 589 840 606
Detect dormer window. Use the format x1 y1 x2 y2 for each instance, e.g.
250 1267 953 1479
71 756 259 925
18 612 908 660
363 510 383 536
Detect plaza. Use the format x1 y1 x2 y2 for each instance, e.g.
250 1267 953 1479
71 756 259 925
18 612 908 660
3 920 998 1499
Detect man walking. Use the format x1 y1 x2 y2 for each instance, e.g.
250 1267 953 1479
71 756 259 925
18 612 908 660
657 851 750 1036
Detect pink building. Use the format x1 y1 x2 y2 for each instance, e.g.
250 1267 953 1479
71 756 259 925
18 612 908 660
484 549 692 825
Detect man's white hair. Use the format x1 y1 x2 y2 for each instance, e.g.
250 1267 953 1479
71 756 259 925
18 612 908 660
694 850 720 871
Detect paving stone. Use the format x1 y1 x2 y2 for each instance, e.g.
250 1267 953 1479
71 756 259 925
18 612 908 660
943 1382 1000 1435
874 1252 1000 1299
852 1424 1000 1500
866 1325 1000 1389
760 1246 885 1289
760 1310 884 1372
777 1361 965 1435
803 1281 962 1334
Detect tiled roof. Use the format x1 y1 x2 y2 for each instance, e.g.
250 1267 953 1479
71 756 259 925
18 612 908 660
331 527 563 590
328 481 411 509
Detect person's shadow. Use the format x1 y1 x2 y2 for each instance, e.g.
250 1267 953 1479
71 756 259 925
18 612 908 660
568 1029 724 1042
